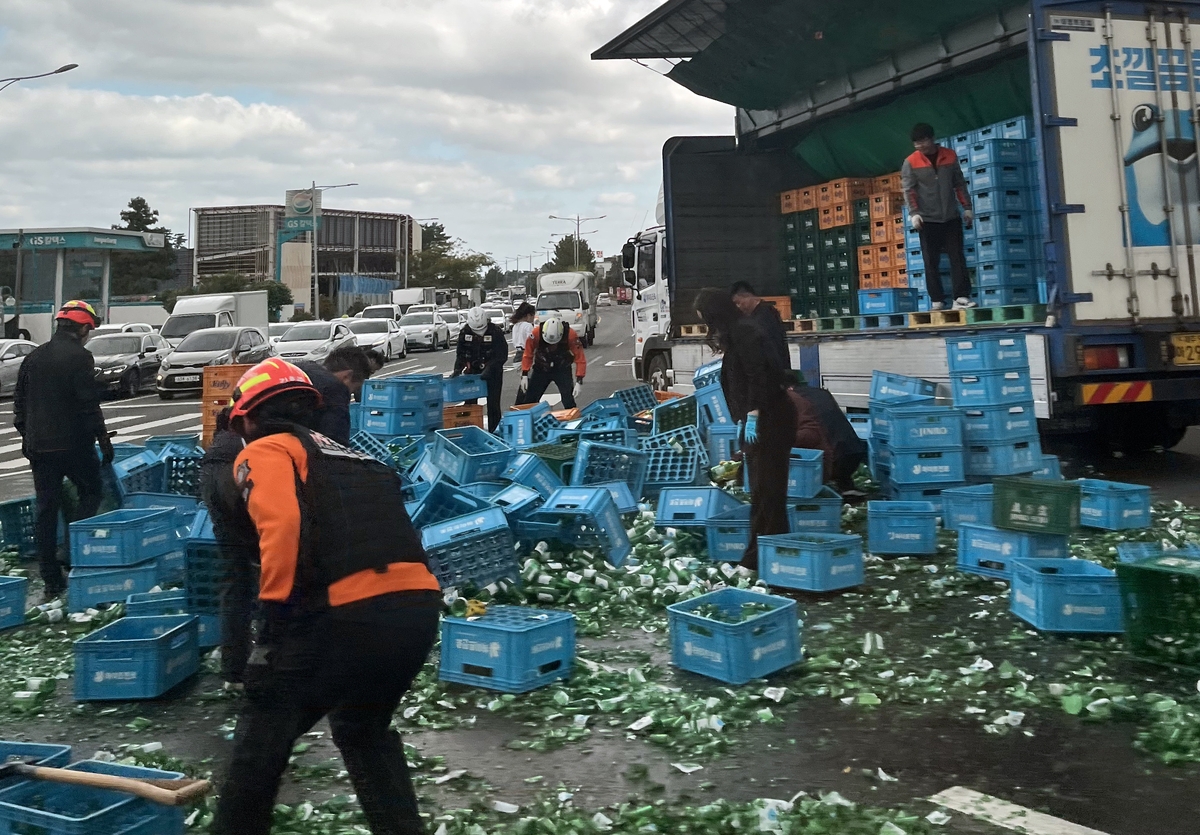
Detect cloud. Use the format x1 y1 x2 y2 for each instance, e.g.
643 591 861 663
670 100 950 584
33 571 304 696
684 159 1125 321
0 0 730 258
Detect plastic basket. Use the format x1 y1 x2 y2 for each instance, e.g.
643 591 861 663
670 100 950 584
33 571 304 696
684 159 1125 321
363 375 442 409
528 488 632 566
1010 558 1123 633
705 505 751 561
0 741 71 786
787 486 843 534
644 447 702 496
501 453 564 498
944 333 1028 374
705 424 740 464
591 481 639 515
871 403 963 450
695 384 732 427
421 508 520 589
443 404 485 430
882 482 961 510
121 493 200 530
950 370 1033 407
651 395 698 434
784 449 824 498
409 481 496 530
871 444 965 485
70 508 177 568
870 371 938 402
161 453 203 497
655 487 745 528
1117 556 1200 670
1031 454 1062 480
580 397 628 423
759 532 864 592
965 436 1041 478
73 615 199 701
956 523 1069 579
1076 478 1152 530
363 406 441 436
667 587 801 685
961 403 1037 443
350 431 403 470
866 501 938 555
442 374 486 403
525 442 577 483
492 483 544 522
439 606 575 693
692 358 723 390
124 589 218 649
941 483 994 532
0 576 27 631
992 477 1080 535
570 441 648 497
430 426 514 484
614 384 658 415
0 497 37 555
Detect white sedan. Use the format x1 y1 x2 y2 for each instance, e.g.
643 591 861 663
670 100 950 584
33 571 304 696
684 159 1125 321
273 320 357 362
348 318 407 361
438 309 465 344
398 312 450 351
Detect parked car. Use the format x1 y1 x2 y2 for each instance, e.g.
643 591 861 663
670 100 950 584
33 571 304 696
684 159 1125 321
156 326 272 399
398 312 450 351
268 323 294 345
597 292 612 306
92 323 155 337
273 320 357 363
348 318 407 361
438 310 465 343
360 304 404 322
0 339 37 397
406 303 437 315
88 332 171 397
481 307 507 334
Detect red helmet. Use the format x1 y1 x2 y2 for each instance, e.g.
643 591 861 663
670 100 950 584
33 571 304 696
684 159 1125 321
55 300 100 327
229 358 319 421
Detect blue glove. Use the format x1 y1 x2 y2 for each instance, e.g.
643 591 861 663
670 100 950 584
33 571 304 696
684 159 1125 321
744 414 759 444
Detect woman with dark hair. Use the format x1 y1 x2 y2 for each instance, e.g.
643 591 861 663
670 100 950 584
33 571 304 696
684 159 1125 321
695 288 797 569
510 302 537 364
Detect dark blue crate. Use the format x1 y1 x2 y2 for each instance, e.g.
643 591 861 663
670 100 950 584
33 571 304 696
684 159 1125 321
968 164 1030 193
951 369 1032 407
976 261 1037 288
70 508 176 568
114 461 167 498
967 139 1031 167
872 403 962 449
759 532 864 592
409 481 496 529
362 406 440 436
0 577 26 631
1076 479 1152 530
408 449 444 485
501 453 564 497
440 606 575 693
421 510 518 589
667 587 800 685
706 505 751 561
695 384 732 427
529 487 631 566
961 402 1037 443
706 424 740 462
973 187 1033 214
941 483 994 532
997 116 1032 139
974 212 1032 239
882 482 961 510
1031 454 1062 480
957 523 1069 579
945 333 1029 373
871 444 964 485
363 375 442 409
497 403 553 448
109 443 144 463
1010 558 1123 633
0 760 186 835
430 426 513 484
614 384 659 415
867 501 938 555
570 441 648 497
73 615 199 701
655 487 744 528
975 236 1036 264
979 284 1039 307
0 497 36 555
124 590 218 649
692 358 723 390
870 371 938 401
857 288 917 315
492 483 544 522
442 374 486 402
591 481 639 514
144 434 201 455
787 486 843 533
156 549 185 587
965 436 1041 478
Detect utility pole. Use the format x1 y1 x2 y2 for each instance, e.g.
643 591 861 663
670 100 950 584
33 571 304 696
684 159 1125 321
549 214 605 269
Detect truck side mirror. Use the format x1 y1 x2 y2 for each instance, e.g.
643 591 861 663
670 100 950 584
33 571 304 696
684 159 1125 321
582 301 589 310
622 269 636 287
621 242 635 270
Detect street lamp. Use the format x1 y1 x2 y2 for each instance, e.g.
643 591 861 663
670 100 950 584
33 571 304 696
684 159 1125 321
403 217 438 290
549 214 605 270
308 182 357 316
0 63 78 94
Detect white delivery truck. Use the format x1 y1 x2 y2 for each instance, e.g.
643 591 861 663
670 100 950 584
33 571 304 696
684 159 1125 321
159 291 269 347
391 287 436 313
535 271 598 346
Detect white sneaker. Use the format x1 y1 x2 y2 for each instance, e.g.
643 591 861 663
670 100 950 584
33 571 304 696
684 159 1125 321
953 297 977 309
930 301 944 311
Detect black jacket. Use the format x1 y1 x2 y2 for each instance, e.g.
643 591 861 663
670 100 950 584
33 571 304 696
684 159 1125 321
751 302 792 374
719 318 795 424
14 330 108 456
296 361 352 445
454 322 507 380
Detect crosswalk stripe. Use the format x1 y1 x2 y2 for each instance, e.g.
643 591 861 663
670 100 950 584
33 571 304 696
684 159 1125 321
0 414 144 446
117 423 204 442
110 413 203 440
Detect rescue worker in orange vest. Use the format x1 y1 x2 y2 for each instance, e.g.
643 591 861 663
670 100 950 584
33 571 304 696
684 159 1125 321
211 358 441 835
516 314 587 409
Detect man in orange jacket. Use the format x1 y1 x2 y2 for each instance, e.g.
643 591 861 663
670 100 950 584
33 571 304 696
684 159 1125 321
516 314 587 409
211 358 440 835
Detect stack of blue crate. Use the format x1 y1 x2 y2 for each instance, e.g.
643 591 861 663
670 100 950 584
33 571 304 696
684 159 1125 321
360 374 444 437
905 115 1047 311
946 333 1042 479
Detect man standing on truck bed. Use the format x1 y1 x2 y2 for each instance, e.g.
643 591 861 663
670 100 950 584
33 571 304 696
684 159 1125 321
901 123 975 311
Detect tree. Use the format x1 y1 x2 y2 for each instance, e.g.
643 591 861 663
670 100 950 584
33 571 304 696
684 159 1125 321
483 266 505 290
546 235 595 272
406 222 492 290
110 197 179 296
119 197 160 232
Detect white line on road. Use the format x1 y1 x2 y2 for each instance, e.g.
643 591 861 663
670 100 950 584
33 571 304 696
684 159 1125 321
375 364 440 379
118 423 203 442
0 413 144 446
928 788 1110 835
616 342 624 348
605 360 633 367
110 413 204 441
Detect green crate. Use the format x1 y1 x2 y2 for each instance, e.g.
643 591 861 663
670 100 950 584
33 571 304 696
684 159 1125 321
528 442 578 480
852 198 871 224
797 210 818 233
824 275 854 296
853 222 873 247
1117 556 1200 670
992 477 1080 536
652 396 698 433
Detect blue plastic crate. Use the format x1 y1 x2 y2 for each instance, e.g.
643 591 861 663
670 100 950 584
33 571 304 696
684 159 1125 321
0 741 71 783
570 441 648 497
421 508 518 589
871 444 965 485
695 384 732 426
580 397 628 423
409 481 496 530
120 493 199 544
950 369 1032 407
706 505 751 561
349 401 364 432
591 481 638 515
692 358 723 390
759 532 864 592
870 370 938 401
655 487 745 528
857 288 917 315
785 448 824 498
442 374 486 402
124 590 218 649
1076 479 1152 530
973 187 1033 215
408 449 444 486
349 431 403 470
667 587 800 685
706 424 741 463
144 434 201 455
975 235 1037 264
867 501 938 555
967 139 1031 167
871 402 962 449
458 482 507 500
651 396 699 435
956 523 1069 578
945 333 1029 374
73 615 199 701
0 497 36 555
492 483 544 522
968 164 1030 193
941 483 994 532
1010 558 1123 633
501 453 564 497
979 284 1039 307
109 443 144 463
997 115 1033 139
497 403 554 448
974 212 1033 240
430 426 513 484
529 487 632 566
965 436 1041 478
156 548 185 586
69 508 176 568
961 402 1037 443
882 482 961 510
847 413 871 440
870 395 936 439
614 384 658 415
362 406 440 436
787 486 843 533
363 374 442 409
0 577 26 631
1031 454 1062 480
439 606 575 693
643 430 706 494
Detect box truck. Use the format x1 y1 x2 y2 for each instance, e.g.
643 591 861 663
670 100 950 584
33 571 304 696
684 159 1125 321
391 287 436 312
535 272 599 346
159 290 269 347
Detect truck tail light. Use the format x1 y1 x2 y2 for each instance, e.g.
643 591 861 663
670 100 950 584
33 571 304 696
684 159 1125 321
1083 346 1130 370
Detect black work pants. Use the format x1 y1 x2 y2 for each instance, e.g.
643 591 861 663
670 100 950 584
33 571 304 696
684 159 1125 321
212 596 440 835
466 374 503 433
918 219 972 303
30 450 102 594
520 366 576 409
742 395 797 570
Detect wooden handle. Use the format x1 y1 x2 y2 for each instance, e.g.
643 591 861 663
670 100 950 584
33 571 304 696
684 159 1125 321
29 766 212 806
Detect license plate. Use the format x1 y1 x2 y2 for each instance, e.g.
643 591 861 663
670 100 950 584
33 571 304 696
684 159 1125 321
174 374 201 383
1171 333 1200 365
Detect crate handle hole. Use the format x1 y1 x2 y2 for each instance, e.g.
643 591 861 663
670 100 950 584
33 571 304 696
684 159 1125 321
537 660 563 675
462 664 494 678
686 623 714 638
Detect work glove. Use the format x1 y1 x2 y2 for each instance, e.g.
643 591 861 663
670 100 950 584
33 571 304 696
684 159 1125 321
744 413 759 445
910 213 924 232
573 378 583 399
962 209 974 229
98 437 115 466
519 374 529 393
451 369 461 378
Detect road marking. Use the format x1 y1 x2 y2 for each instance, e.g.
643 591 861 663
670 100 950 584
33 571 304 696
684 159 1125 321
605 360 633 367
375 364 439 379
928 788 1110 835
110 413 205 441
0 413 144 447
616 342 624 348
119 422 203 442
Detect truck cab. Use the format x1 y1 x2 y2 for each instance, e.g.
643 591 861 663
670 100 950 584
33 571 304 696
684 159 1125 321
534 271 599 346
622 227 675 386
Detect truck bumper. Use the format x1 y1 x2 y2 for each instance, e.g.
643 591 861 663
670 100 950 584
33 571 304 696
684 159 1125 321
1077 377 1200 406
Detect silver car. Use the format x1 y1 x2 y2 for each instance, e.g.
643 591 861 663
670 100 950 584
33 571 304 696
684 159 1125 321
438 310 465 344
348 318 407 362
92 323 154 337
481 308 507 334
398 312 450 351
268 323 294 346
0 339 36 396
274 320 357 363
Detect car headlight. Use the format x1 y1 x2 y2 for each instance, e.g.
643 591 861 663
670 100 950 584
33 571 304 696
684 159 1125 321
313 343 331 356
104 364 127 375
210 354 231 365
159 359 171 371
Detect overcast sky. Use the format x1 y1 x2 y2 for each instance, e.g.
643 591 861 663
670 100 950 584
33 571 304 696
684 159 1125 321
0 0 729 268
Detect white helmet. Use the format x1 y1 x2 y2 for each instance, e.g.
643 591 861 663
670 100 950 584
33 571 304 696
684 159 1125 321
465 307 489 334
542 315 565 345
